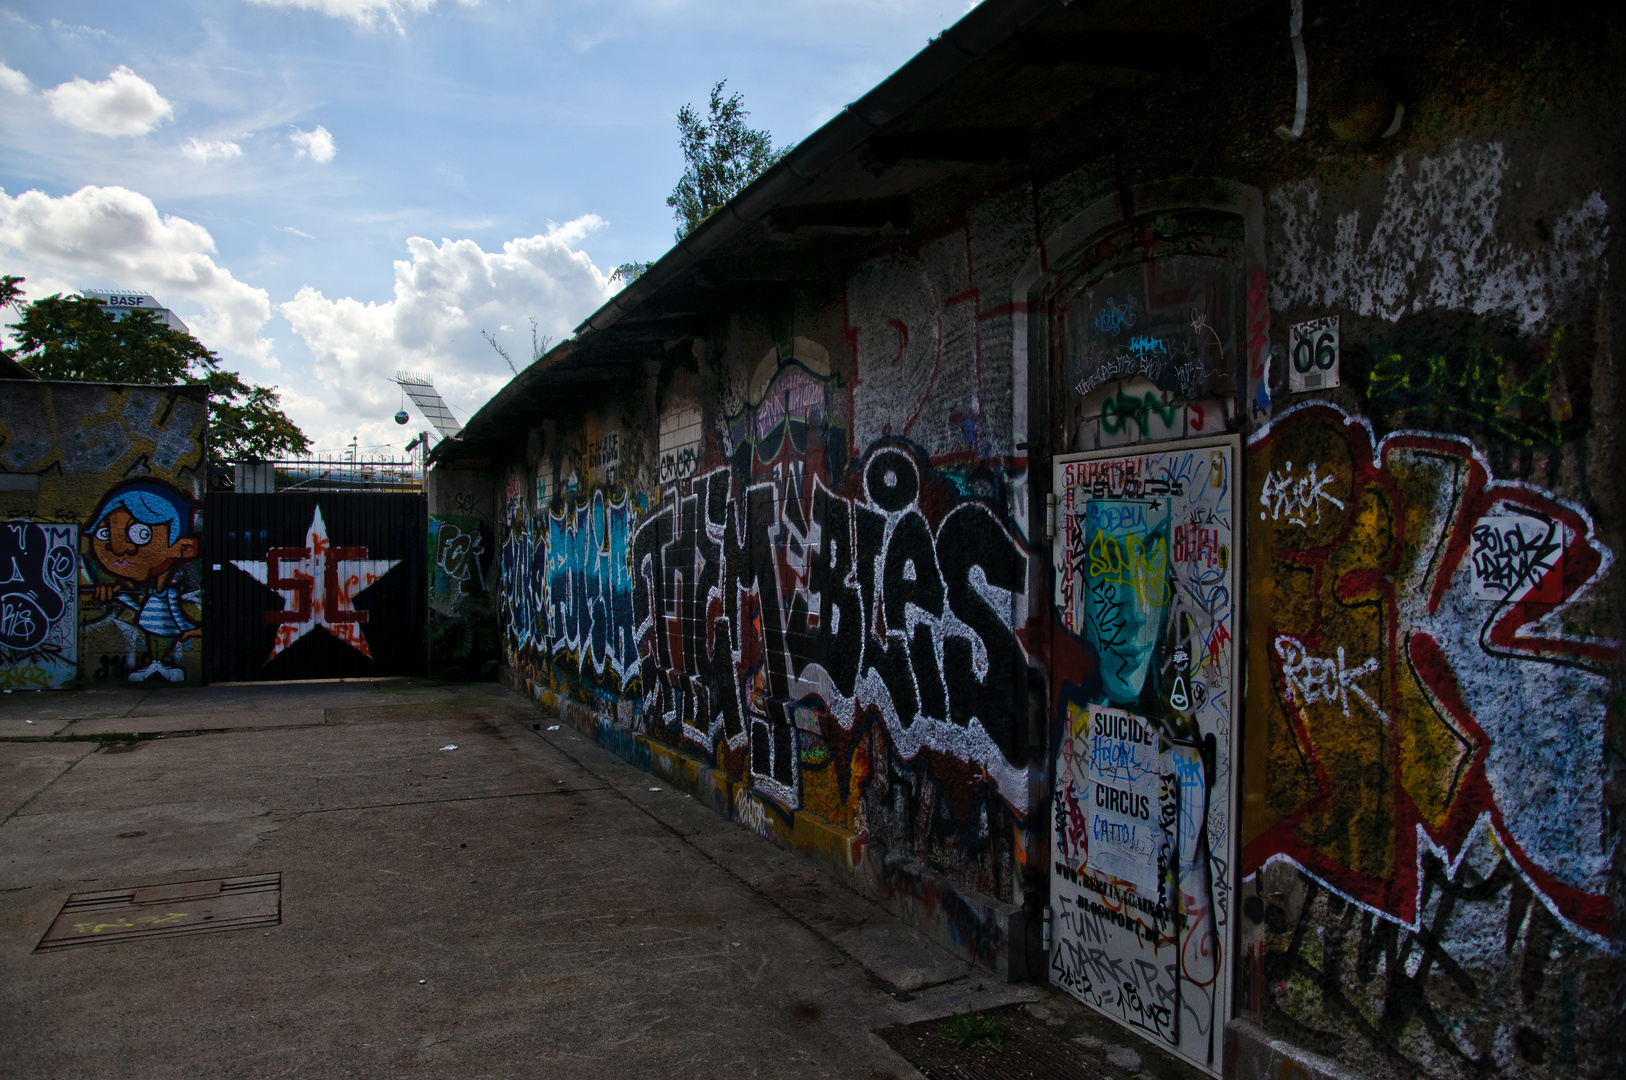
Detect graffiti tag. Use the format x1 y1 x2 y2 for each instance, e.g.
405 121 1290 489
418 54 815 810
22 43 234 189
1469 515 1562 602
1274 636 1387 721
1259 461 1345 527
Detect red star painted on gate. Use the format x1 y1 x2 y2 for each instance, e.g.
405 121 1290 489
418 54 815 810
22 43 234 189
232 506 400 661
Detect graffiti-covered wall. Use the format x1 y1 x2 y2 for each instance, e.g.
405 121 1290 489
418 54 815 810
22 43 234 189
489 262 1041 966
425 467 500 681
0 381 207 687
1236 130 1621 1080
456 4 1622 1072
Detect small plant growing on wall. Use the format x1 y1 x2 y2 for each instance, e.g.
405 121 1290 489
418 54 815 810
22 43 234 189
667 80 785 240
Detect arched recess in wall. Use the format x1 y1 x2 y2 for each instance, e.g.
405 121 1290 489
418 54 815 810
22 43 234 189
1011 181 1264 1073
1008 178 1268 593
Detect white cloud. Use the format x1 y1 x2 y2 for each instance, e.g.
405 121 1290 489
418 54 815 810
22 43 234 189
0 60 30 96
280 226 316 240
280 217 614 446
0 185 273 361
246 0 471 32
181 137 244 164
290 125 337 163
43 66 173 137
48 19 112 41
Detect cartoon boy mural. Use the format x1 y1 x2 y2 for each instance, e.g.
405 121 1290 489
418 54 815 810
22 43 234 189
82 480 202 682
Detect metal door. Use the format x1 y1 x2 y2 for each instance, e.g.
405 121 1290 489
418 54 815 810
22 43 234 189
204 493 426 682
1048 435 1240 1077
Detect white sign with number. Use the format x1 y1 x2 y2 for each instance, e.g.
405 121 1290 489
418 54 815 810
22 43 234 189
1289 315 1339 392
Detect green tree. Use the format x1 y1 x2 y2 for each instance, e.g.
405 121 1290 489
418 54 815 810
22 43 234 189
0 274 26 373
667 80 785 240
9 294 213 383
5 289 310 465
0 273 23 315
611 260 653 285
204 369 312 463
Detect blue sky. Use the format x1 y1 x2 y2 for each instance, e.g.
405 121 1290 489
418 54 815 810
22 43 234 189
0 0 973 452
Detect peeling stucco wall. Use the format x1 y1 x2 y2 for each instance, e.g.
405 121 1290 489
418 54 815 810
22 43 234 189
1270 141 1609 335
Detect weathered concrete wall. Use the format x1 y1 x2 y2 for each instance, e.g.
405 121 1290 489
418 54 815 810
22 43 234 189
1025 4 1622 1074
486 248 1042 971
455 2 1623 1073
425 466 500 679
1236 130 1621 1078
0 381 207 687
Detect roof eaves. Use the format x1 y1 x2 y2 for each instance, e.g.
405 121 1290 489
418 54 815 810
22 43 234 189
461 0 1058 447
574 0 1057 343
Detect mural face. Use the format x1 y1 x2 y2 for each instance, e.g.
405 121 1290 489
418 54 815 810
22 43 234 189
0 383 207 685
82 480 201 682
0 522 78 689
1050 440 1239 1077
1241 402 1617 1076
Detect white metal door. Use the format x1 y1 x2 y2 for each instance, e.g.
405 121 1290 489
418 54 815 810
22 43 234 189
1049 435 1240 1077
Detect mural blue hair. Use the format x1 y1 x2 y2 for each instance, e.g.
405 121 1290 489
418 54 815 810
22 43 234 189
87 480 197 540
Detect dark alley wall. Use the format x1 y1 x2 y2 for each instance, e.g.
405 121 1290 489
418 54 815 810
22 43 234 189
445 3 1623 1076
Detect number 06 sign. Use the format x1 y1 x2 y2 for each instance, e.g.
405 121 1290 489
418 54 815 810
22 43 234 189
1049 435 1241 1078
1289 315 1340 393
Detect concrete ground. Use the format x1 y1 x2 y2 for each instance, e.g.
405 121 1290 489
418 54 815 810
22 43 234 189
0 680 1204 1080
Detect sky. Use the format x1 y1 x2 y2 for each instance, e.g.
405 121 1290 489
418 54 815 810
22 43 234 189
0 0 975 455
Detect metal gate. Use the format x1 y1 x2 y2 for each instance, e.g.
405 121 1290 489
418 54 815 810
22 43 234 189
204 493 426 682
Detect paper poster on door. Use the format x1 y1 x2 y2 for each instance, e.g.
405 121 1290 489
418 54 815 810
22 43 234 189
1083 704 1160 892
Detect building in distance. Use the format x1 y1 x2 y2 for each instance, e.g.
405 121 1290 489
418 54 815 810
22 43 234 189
81 291 190 335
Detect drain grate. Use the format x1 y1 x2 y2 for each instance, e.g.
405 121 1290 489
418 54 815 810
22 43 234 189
36 873 281 950
877 1003 1128 1080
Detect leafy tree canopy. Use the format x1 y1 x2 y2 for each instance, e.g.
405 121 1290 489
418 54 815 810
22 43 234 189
3 284 311 466
0 273 23 315
9 293 214 383
205 369 312 463
667 81 785 240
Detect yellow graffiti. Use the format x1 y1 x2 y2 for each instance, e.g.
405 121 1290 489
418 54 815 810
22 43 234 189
1088 531 1170 607
72 911 189 935
0 664 52 690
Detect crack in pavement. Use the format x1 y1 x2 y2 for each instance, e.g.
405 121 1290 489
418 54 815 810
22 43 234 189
282 787 609 816
0 742 98 828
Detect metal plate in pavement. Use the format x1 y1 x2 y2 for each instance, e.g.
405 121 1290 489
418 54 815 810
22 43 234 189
36 873 281 950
